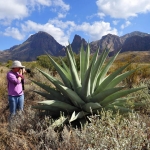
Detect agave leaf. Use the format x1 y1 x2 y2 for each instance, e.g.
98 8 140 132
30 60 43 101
110 96 140 108
34 91 55 99
36 68 85 106
111 100 129 107
46 54 72 88
111 97 135 106
80 63 93 101
60 57 73 86
90 47 110 93
105 105 133 113
100 87 145 107
94 63 130 95
37 68 64 86
38 100 80 112
69 111 89 122
31 80 64 99
82 102 102 113
68 43 77 68
96 50 121 86
90 47 99 66
60 57 71 77
31 79 52 92
57 84 85 107
84 43 90 71
80 44 86 84
91 87 125 102
66 47 81 92
113 96 135 101
80 43 91 85
34 90 71 103
105 70 135 89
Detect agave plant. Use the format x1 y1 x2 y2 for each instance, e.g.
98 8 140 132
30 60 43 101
32 44 144 127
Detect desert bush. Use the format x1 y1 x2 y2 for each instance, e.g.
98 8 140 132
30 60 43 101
2 109 149 150
110 62 150 88
0 67 8 106
37 55 60 71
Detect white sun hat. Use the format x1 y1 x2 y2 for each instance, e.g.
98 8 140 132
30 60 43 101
10 60 25 69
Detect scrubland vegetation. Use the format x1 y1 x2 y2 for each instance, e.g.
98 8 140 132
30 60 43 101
0 51 150 150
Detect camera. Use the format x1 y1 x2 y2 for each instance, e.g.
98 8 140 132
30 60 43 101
20 68 31 74
25 68 31 73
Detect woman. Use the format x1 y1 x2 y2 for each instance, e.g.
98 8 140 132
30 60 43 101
7 60 26 118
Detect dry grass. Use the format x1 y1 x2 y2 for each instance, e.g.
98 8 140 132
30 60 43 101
115 51 150 63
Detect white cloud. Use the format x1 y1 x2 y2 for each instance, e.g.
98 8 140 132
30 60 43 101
57 13 67 19
96 0 150 19
86 12 105 20
48 19 75 29
3 27 25 40
97 12 105 18
52 0 70 11
0 0 29 20
0 0 69 24
47 20 118 42
35 0 52 6
121 21 131 29
113 20 119 25
74 21 118 41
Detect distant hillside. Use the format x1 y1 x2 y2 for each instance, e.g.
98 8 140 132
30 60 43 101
0 31 150 62
115 51 150 63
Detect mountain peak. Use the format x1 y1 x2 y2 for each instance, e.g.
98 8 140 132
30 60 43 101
71 34 87 53
0 31 65 62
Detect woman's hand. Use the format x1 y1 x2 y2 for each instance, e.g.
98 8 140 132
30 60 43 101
19 68 26 75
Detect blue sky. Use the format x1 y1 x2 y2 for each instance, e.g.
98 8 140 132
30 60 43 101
0 0 150 50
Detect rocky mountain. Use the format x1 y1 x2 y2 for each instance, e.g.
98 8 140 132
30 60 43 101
120 31 150 43
90 34 123 56
0 31 150 62
0 31 65 62
121 35 150 52
70 35 87 54
89 31 150 56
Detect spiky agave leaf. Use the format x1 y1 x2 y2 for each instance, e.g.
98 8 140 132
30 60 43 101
66 47 81 93
69 111 89 122
96 50 121 86
100 87 145 107
105 105 133 113
80 44 86 84
90 47 110 93
38 100 80 113
32 43 145 128
31 80 66 101
93 63 130 95
46 53 72 88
